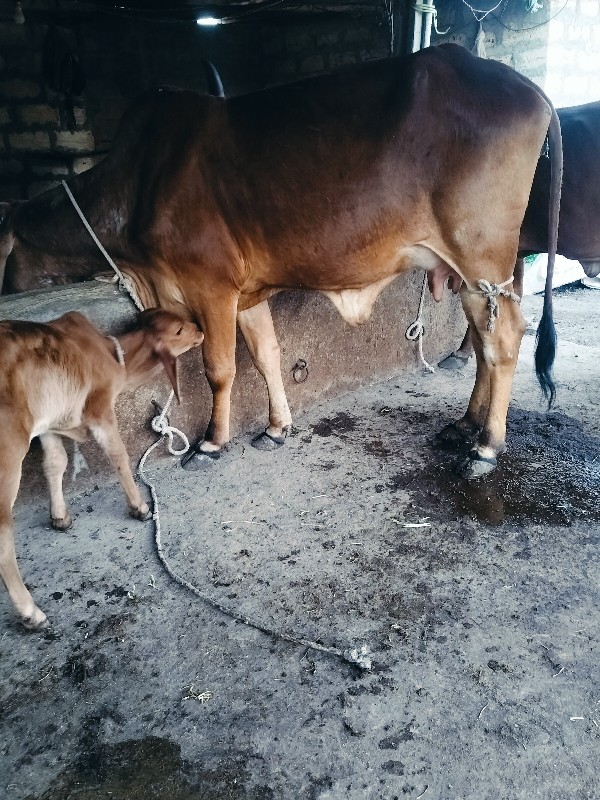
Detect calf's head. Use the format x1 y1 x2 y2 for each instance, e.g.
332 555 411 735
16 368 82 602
135 309 204 402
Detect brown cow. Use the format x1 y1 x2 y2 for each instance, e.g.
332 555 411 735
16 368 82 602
441 99 600 369
0 45 562 479
0 309 203 629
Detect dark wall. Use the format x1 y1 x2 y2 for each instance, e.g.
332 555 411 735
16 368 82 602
0 1 401 200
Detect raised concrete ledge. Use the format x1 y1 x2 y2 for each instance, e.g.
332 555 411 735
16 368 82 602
0 275 464 501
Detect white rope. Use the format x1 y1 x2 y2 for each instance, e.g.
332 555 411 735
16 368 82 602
461 0 503 22
406 272 435 373
61 180 145 312
107 335 126 368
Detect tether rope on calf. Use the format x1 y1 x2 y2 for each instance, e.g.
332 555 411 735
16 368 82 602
405 271 435 373
469 278 520 333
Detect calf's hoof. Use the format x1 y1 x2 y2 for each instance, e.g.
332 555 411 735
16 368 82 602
457 450 497 480
21 607 48 632
52 513 73 531
130 504 152 521
251 430 286 451
181 446 221 471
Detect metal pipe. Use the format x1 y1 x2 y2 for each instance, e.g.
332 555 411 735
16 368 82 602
412 4 423 52
421 0 435 48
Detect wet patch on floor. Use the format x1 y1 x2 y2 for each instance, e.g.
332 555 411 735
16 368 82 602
26 735 272 800
389 408 600 526
311 411 357 438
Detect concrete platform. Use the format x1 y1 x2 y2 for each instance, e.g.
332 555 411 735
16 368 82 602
0 274 465 500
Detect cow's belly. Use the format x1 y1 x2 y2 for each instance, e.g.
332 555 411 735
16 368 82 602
320 245 456 326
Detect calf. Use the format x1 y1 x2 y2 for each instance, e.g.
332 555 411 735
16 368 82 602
0 308 203 630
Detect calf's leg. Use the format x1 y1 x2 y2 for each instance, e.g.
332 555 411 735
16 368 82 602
0 437 47 629
237 300 292 450
89 414 150 519
40 433 72 530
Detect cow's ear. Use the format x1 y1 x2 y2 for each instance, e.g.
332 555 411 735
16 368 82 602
157 350 181 404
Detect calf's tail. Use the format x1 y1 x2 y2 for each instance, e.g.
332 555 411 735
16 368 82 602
534 103 562 407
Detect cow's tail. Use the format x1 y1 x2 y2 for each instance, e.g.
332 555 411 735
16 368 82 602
535 102 563 408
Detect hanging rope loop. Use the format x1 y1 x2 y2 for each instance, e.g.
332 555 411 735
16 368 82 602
405 271 435 373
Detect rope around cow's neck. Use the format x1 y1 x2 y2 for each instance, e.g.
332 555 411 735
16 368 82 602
62 180 375 672
61 181 145 312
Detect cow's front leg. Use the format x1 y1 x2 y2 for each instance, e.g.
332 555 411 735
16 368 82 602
237 300 292 451
181 297 238 471
455 283 526 479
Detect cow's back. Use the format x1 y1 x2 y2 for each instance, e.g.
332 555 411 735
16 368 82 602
206 44 553 289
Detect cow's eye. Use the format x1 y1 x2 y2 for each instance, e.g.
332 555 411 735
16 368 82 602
176 327 183 335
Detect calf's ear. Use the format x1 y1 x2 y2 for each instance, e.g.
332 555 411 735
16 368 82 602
157 350 181 404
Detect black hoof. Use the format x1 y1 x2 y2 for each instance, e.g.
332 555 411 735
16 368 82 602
457 450 497 480
251 430 286 451
438 352 471 371
181 447 221 471
434 422 476 451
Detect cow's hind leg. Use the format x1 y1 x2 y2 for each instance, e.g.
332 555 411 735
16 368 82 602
454 283 526 478
237 301 292 451
438 258 525 373
0 432 47 629
40 433 73 530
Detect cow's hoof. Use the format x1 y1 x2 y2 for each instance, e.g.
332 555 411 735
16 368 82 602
181 447 221 471
251 430 286 451
130 505 152 521
434 422 475 450
52 513 73 531
457 451 497 480
438 352 471 371
21 609 49 631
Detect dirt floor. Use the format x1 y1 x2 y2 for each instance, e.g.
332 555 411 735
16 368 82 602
1 284 599 800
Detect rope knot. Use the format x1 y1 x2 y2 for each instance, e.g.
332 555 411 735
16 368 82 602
473 278 520 333
149 397 190 456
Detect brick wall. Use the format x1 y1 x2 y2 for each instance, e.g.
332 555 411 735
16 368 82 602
0 1 398 201
432 0 600 107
